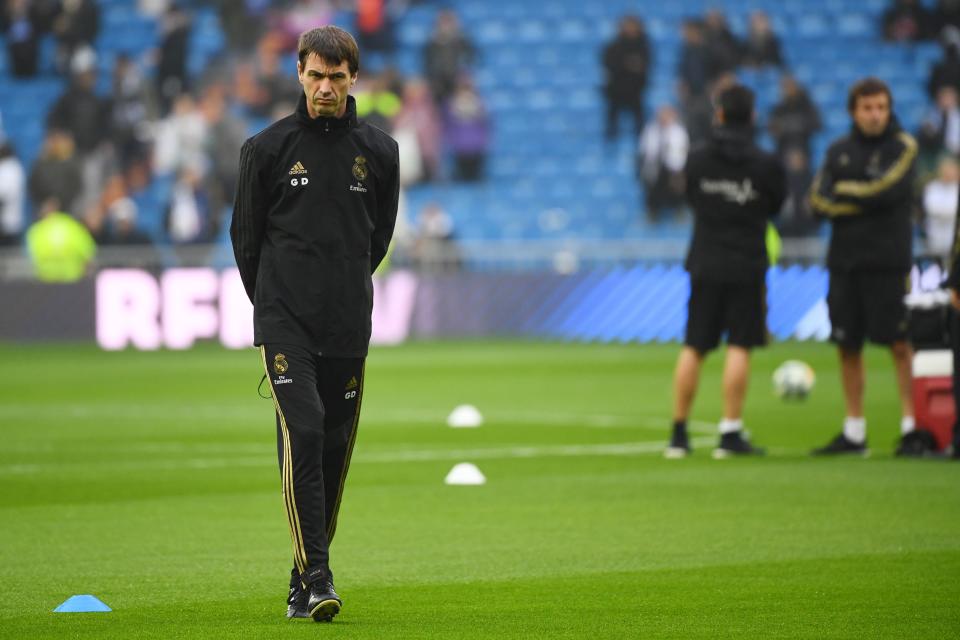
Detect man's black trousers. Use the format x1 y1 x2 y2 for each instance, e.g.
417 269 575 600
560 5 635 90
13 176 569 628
259 344 365 587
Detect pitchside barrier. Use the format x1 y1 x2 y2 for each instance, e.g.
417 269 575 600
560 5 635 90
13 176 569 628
0 261 947 348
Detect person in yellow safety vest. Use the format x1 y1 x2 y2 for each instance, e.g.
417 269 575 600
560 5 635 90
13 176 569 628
25 207 96 282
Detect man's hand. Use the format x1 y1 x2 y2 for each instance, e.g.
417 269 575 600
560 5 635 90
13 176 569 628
950 288 960 311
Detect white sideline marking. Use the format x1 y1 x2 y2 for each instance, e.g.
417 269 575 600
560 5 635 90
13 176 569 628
0 403 716 433
0 438 717 475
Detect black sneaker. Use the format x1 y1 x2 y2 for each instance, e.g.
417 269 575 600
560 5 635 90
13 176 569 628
286 583 309 619
894 430 938 457
307 578 342 623
811 433 868 456
664 425 691 459
712 431 765 459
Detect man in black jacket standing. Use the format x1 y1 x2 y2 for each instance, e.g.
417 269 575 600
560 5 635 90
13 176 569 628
666 84 786 459
809 77 918 456
601 14 650 141
944 186 960 459
230 26 399 622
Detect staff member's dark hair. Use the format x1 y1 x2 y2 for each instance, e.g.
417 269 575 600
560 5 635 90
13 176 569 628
297 26 360 75
717 84 755 126
847 77 893 112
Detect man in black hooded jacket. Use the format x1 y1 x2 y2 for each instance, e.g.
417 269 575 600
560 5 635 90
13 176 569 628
809 77 918 457
943 186 960 459
230 26 399 623
666 84 786 459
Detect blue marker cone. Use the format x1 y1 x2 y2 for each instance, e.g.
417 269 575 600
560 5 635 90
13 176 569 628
54 595 111 613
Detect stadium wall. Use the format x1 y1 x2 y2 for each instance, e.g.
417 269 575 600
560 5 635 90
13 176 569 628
0 266 838 347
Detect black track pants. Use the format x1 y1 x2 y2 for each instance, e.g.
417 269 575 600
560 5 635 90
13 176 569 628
259 344 365 587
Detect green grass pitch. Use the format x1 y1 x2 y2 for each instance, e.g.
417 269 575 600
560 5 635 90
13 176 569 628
0 340 958 639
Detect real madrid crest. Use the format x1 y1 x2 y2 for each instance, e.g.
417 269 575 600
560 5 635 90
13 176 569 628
352 155 368 181
274 353 289 375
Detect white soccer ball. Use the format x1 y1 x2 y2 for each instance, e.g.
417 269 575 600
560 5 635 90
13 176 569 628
772 360 815 400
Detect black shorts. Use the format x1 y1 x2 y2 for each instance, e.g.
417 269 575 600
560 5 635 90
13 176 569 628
827 270 909 350
684 278 768 354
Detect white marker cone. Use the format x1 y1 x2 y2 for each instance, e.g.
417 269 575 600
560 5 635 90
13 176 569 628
447 404 483 428
444 462 486 485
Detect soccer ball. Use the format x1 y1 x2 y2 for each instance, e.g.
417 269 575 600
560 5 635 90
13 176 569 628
772 360 815 400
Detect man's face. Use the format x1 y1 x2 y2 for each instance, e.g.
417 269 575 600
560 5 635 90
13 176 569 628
852 92 891 137
297 53 355 119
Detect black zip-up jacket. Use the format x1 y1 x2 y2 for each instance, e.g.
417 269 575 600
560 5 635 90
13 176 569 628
230 93 399 357
684 125 787 283
946 187 960 291
809 119 917 273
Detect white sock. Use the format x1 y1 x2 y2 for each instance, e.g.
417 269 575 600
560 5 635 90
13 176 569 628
843 417 866 444
719 418 743 434
900 416 915 435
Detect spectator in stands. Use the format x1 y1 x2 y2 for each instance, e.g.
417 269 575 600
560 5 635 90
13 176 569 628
356 0 396 54
703 10 740 80
933 0 960 36
601 14 651 141
166 166 211 244
741 11 783 69
928 26 960 99
1 0 45 78
677 20 711 110
48 46 112 214
153 92 207 177
923 156 960 258
234 32 300 119
155 3 192 114
99 197 153 248
443 75 490 182
423 9 475 106
46 47 110 159
51 0 99 75
28 128 82 217
85 173 142 243
768 76 822 159
918 86 960 163
413 201 458 271
882 0 932 42
354 70 402 133
108 53 151 169
394 78 442 183
200 81 246 231
0 139 25 246
25 197 96 282
213 0 264 52
637 105 689 223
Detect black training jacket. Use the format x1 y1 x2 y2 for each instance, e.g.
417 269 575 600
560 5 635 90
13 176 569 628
230 94 399 357
684 125 787 283
946 187 960 290
809 120 917 273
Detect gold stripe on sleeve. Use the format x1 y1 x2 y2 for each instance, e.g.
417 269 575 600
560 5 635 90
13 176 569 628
833 132 918 198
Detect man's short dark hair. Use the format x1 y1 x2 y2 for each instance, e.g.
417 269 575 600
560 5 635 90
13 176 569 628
847 77 893 112
297 26 360 75
717 84 754 126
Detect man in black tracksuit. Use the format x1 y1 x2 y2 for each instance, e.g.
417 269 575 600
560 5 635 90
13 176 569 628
942 186 960 459
230 26 399 622
809 77 918 456
666 84 786 459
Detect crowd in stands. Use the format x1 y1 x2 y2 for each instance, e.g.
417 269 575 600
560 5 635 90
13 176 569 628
0 0 490 277
609 2 960 253
1 1 960 279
